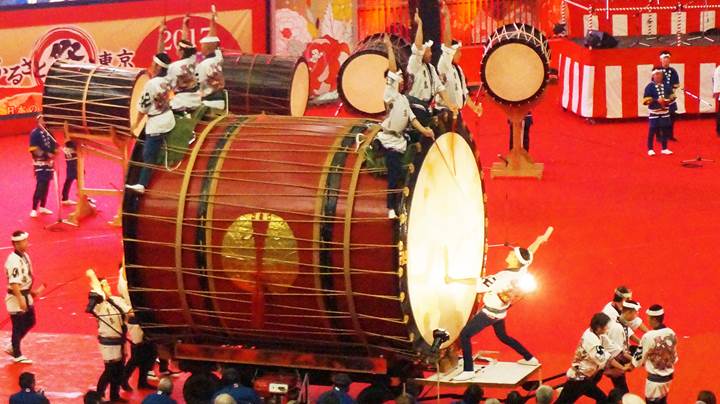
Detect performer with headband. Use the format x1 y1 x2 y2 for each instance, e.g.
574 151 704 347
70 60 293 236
643 67 674 156
28 115 56 218
632 304 678 404
197 7 225 111
602 286 648 339
126 25 175 194
604 299 642 393
659 51 680 142
436 2 482 148
555 313 631 403
406 9 456 131
4 231 42 364
452 227 553 381
86 271 132 402
377 34 434 220
167 15 201 112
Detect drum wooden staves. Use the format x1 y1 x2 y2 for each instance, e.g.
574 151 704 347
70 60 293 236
481 23 550 105
223 52 310 117
42 60 148 137
338 33 411 115
122 116 487 368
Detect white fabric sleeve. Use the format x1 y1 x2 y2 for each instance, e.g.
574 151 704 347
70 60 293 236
629 317 643 330
431 65 446 94
407 44 424 76
601 333 622 358
137 83 152 114
713 67 720 94
406 100 417 123
584 334 611 367
437 45 455 80
5 256 21 284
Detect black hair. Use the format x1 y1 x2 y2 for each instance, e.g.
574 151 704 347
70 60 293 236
65 140 76 148
648 304 665 323
451 39 460 46
84 390 102 404
517 247 531 262
19 372 34 389
506 391 523 404
12 230 25 239
220 367 240 386
154 52 172 77
462 384 484 404
179 40 197 59
612 286 630 303
607 388 625 404
590 312 611 332
698 390 717 404
659 50 671 57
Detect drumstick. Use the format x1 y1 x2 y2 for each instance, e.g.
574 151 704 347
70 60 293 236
86 268 104 297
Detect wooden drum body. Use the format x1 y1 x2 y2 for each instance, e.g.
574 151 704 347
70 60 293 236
42 61 148 137
338 34 411 115
224 53 309 117
122 117 486 369
481 23 550 105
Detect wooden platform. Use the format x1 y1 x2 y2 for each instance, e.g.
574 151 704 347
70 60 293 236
415 361 541 388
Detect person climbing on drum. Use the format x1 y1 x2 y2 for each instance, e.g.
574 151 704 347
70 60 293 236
377 33 434 219
197 6 225 111
449 226 554 381
167 14 201 113
406 9 457 133
125 33 175 194
436 1 482 147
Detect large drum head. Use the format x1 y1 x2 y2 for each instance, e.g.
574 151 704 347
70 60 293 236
290 61 310 117
405 133 486 349
339 52 388 115
130 72 149 137
483 43 545 103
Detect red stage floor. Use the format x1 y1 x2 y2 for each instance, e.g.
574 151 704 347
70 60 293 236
1 82 719 402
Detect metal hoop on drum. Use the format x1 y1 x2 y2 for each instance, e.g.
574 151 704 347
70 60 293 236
481 23 551 105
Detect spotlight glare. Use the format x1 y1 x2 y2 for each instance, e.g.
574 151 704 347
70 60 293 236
517 273 537 293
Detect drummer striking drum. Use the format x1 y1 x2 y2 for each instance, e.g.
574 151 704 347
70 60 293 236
197 8 225 111
125 51 175 194
377 34 434 219
406 10 456 128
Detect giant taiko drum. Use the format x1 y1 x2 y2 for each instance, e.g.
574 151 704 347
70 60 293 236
122 115 487 365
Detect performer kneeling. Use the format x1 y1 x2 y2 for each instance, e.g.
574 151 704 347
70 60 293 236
377 34 434 219
555 313 630 403
86 273 132 402
125 51 175 194
632 304 678 404
452 227 553 381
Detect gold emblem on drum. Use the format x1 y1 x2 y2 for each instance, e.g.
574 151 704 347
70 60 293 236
221 212 299 293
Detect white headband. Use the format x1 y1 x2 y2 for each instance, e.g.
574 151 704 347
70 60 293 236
11 232 28 242
451 41 462 50
660 53 670 59
178 41 194 49
423 40 434 49
514 247 533 266
652 68 663 75
387 70 403 83
614 289 632 299
622 300 641 310
153 56 169 68
200 35 220 44
647 307 664 316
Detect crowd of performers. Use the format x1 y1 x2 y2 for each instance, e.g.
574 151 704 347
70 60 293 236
375 3 483 219
451 226 678 404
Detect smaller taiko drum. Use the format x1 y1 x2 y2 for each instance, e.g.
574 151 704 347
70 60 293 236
42 60 148 137
481 23 550 105
338 33 411 115
223 53 310 117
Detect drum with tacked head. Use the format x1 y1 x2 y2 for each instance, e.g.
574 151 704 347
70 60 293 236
481 23 550 105
223 52 309 117
338 33 411 115
42 60 148 137
122 116 487 369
